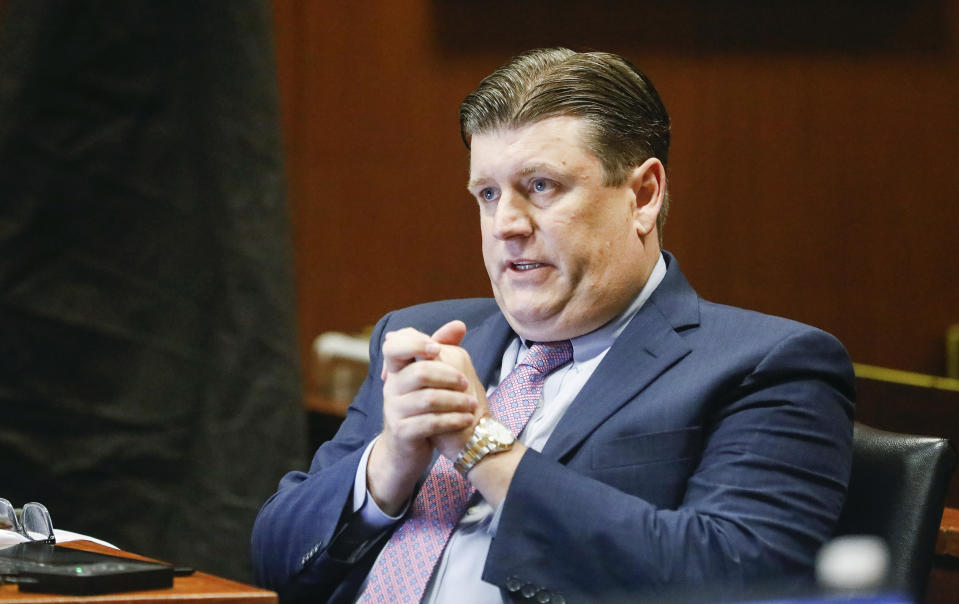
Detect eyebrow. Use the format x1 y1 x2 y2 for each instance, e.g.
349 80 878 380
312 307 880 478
518 163 558 177
466 177 487 192
466 163 561 191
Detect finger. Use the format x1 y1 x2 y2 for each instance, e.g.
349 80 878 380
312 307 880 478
386 389 478 418
431 345 489 408
434 345 479 381
381 330 441 377
384 327 431 341
431 320 467 346
387 360 469 396
388 411 476 442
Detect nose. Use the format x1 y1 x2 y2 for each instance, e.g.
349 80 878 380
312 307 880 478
492 191 533 240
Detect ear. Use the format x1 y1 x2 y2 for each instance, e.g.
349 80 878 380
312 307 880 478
628 157 666 238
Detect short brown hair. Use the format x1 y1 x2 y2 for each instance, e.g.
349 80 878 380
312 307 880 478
460 48 671 236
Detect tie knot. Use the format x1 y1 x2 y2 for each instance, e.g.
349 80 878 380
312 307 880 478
523 340 573 375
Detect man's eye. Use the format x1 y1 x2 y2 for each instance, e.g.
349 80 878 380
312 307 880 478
480 188 497 201
531 179 550 193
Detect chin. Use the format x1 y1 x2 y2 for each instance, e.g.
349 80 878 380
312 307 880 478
510 303 614 341
504 311 571 342
495 292 570 338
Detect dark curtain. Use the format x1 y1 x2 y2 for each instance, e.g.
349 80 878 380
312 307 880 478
0 0 305 581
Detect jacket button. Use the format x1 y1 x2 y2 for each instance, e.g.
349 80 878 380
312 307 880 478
551 594 566 604
521 584 538 598
506 576 523 592
535 590 551 602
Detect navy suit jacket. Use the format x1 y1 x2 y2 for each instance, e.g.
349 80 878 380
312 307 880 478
251 253 855 603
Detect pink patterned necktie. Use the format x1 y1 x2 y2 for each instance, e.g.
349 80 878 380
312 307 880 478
359 340 574 603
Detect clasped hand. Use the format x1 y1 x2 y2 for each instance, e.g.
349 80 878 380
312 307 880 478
366 320 489 514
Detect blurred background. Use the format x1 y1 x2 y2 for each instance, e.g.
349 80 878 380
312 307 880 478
1 0 958 594
275 0 959 378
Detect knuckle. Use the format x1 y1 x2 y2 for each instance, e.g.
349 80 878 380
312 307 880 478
441 346 471 365
427 415 446 433
407 363 430 385
381 342 401 359
417 391 438 412
425 392 450 412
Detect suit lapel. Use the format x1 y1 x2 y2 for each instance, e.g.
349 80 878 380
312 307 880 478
461 310 515 387
542 253 701 461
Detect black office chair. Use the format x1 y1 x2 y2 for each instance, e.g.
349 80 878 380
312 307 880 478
834 422 957 601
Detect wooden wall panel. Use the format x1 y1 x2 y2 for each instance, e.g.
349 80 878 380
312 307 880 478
271 0 959 391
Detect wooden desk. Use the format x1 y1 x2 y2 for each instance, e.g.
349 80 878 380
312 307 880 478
938 506 959 558
0 541 276 604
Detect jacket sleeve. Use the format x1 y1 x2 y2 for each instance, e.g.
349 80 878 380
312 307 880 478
482 327 855 603
250 313 393 602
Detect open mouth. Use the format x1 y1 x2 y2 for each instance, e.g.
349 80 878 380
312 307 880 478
510 261 545 271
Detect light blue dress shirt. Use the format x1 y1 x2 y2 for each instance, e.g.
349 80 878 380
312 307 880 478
352 254 667 603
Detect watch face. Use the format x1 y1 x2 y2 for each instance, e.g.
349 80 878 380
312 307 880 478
485 417 514 444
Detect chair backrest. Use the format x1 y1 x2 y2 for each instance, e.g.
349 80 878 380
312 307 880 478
834 422 956 600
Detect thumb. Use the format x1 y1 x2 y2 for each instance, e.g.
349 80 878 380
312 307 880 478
431 320 466 346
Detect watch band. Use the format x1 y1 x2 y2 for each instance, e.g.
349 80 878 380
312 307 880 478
453 415 515 476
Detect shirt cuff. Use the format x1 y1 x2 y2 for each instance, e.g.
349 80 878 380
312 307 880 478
488 500 505 536
353 436 408 528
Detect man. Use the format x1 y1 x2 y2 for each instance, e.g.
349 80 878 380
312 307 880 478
251 48 854 603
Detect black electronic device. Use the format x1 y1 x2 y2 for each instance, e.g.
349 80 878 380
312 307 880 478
0 541 174 595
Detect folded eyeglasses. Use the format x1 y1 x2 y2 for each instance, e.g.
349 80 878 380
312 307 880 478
0 498 55 545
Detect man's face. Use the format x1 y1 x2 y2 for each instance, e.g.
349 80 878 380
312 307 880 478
468 116 658 341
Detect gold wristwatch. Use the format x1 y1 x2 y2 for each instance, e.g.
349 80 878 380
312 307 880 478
453 415 515 476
